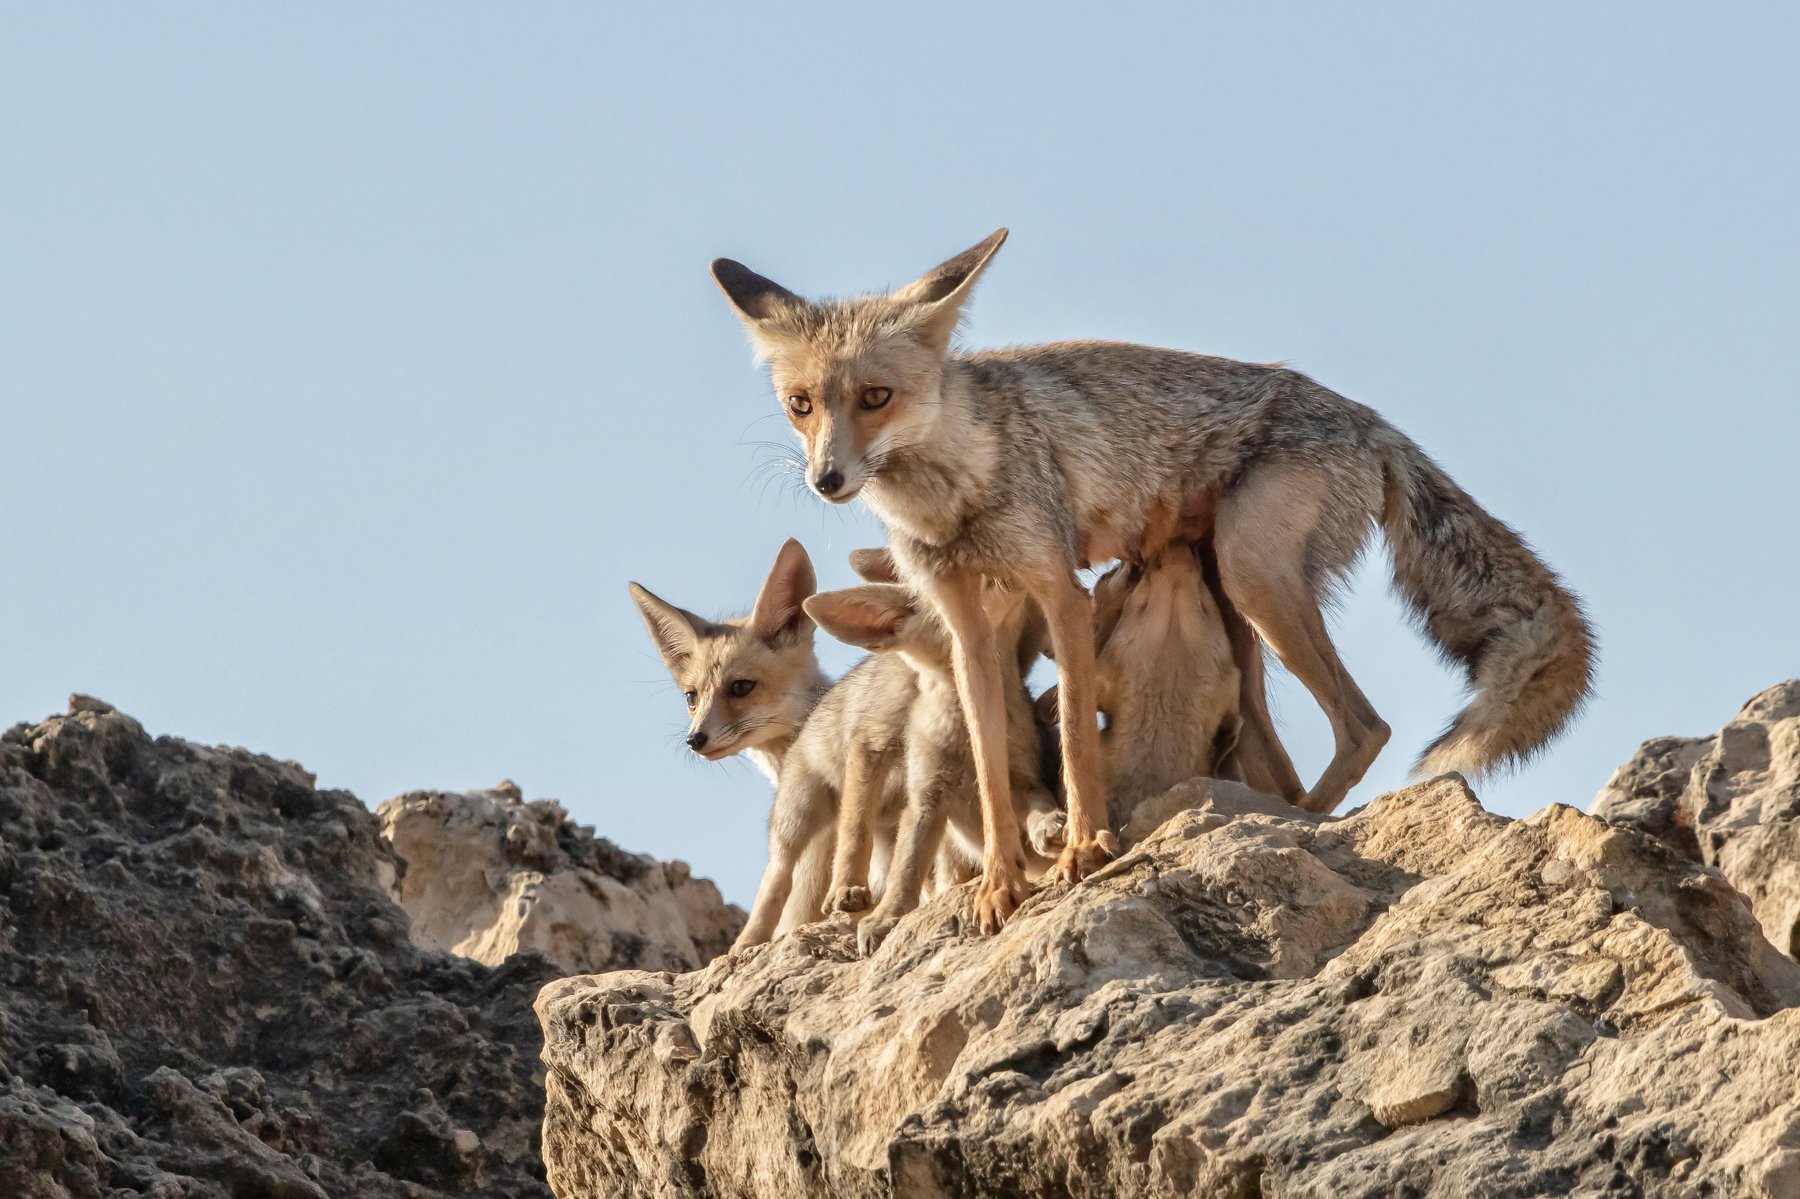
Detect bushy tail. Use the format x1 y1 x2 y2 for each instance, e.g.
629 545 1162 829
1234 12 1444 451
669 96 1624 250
1380 435 1595 779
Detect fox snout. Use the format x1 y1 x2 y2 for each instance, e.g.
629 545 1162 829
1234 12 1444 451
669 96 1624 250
809 455 863 503
688 733 730 761
686 707 734 759
812 465 849 501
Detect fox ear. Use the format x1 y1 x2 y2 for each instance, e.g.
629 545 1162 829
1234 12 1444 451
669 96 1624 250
749 538 817 646
893 228 1008 353
712 258 804 326
1089 564 1132 656
803 584 916 652
847 547 900 584
630 582 708 672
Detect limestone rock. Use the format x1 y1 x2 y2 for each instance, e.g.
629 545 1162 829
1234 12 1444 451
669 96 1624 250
538 776 1800 1198
378 785 743 975
0 698 558 1197
1595 680 1800 959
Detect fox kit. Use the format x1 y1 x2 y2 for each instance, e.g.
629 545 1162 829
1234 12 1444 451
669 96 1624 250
712 229 1596 934
631 539 848 938
806 580 1064 955
1037 538 1295 826
1089 541 1244 825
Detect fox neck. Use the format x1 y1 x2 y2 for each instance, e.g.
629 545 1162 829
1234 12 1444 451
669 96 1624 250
860 360 1001 546
743 667 832 785
898 648 957 691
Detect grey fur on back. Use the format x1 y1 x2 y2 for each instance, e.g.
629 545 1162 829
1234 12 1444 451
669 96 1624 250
865 344 1593 780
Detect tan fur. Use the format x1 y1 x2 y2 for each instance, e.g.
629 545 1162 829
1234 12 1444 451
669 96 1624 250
713 230 1596 928
805 581 1064 955
1038 537 1308 810
732 650 917 947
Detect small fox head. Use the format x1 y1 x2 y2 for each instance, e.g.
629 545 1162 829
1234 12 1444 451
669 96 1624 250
1091 541 1222 659
710 230 1008 504
628 539 823 768
803 583 951 674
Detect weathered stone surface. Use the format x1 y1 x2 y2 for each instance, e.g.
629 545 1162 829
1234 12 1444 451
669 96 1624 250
538 775 1800 1199
380 784 743 976
0 697 563 1198
1595 680 1800 959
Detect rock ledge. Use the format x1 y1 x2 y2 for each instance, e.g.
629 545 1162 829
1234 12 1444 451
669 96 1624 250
539 774 1800 1199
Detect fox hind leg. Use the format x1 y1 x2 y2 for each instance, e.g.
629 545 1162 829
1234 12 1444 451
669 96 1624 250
1223 599 1308 805
1215 467 1390 814
1198 536 1307 805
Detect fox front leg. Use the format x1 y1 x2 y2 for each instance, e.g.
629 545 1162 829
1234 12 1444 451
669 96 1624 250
736 845 798 950
924 568 1030 935
735 780 830 950
825 745 882 915
1028 567 1120 883
1021 784 1068 859
857 781 948 957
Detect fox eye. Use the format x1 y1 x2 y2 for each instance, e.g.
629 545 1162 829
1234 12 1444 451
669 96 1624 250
787 395 812 417
860 386 892 410
683 690 697 709
728 679 757 698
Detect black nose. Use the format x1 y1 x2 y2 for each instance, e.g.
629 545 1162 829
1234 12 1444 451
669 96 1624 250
814 469 845 496
686 731 708 751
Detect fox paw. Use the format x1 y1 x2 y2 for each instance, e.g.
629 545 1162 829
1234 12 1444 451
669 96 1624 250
828 885 873 915
969 866 1031 936
857 911 902 957
1050 831 1120 886
1026 808 1068 857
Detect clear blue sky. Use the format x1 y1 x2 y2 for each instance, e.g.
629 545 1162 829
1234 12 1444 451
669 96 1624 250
4 5 1795 905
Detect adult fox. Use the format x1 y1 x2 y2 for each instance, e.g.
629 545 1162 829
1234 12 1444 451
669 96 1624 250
711 230 1594 933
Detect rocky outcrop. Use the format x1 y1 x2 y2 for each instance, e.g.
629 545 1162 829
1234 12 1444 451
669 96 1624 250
379 785 743 976
0 696 556 1197
1594 680 1800 960
0 696 733 1199
538 776 1800 1199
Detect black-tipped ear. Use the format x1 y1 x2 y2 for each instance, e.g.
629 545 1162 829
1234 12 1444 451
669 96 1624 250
629 582 707 672
711 258 803 324
749 538 817 645
848 547 900 584
893 228 1009 307
803 584 916 652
